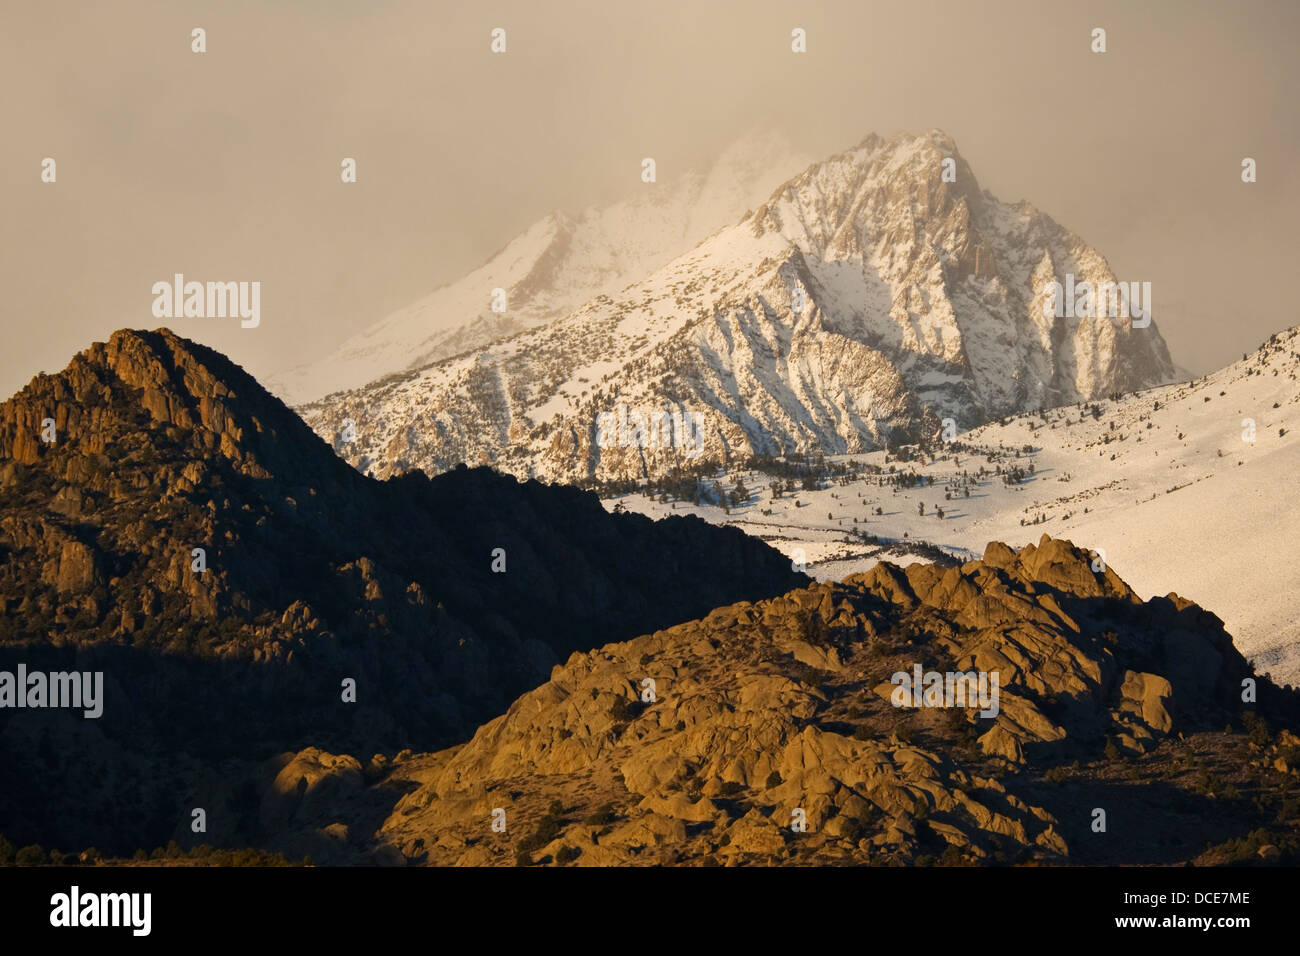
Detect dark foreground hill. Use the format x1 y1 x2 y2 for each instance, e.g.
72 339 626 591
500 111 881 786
0 329 805 853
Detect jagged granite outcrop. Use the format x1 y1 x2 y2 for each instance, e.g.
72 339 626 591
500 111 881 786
256 535 1295 867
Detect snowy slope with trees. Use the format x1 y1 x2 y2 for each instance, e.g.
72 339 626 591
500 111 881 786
607 327 1300 684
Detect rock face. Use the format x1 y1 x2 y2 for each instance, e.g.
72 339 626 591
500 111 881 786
300 130 1177 483
333 535 1287 867
0 329 806 854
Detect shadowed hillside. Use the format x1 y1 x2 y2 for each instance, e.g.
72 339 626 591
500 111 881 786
0 329 806 853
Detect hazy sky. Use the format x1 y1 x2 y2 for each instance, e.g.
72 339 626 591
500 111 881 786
3 0 1297 399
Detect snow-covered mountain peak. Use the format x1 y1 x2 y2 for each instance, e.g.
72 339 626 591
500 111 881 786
299 130 1179 486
